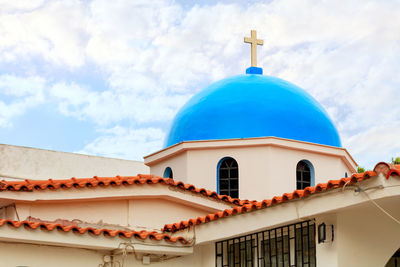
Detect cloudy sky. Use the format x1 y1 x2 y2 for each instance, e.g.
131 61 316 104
0 0 399 169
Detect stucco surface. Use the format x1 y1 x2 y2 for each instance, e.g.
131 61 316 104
0 144 149 180
336 198 400 267
150 140 354 200
0 242 214 267
0 242 103 267
12 197 218 230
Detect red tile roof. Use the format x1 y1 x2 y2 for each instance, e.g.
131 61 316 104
0 219 188 244
0 175 253 206
373 162 400 178
162 171 379 232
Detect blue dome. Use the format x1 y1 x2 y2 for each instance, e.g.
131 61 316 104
164 74 341 148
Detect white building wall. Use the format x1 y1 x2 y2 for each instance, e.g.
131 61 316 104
152 144 353 201
150 243 215 267
149 152 188 182
336 200 400 267
0 242 214 267
14 198 214 231
129 199 216 230
0 144 149 180
316 214 338 267
0 242 103 267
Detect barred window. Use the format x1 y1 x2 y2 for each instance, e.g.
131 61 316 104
218 157 239 198
296 161 313 190
216 221 316 267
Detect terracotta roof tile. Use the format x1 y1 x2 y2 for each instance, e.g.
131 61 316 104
162 170 378 232
0 175 253 206
373 162 400 178
0 219 188 244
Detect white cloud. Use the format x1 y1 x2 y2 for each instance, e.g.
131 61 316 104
0 0 88 66
0 74 46 127
0 0 44 12
344 124 400 169
50 80 190 125
0 0 399 167
77 126 165 160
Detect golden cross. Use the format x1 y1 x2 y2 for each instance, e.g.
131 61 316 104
244 30 264 67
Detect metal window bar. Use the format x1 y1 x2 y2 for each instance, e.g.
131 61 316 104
296 161 311 190
216 220 316 267
219 158 239 198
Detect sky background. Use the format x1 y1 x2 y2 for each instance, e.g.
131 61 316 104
0 0 399 170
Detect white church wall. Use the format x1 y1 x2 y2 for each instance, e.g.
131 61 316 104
14 197 216 231
336 199 400 267
129 199 216 230
315 214 338 267
16 200 129 225
149 151 188 181
186 146 261 198
0 240 213 267
265 146 351 197
0 144 149 181
147 138 356 201
152 144 353 201
141 243 214 267
0 242 102 267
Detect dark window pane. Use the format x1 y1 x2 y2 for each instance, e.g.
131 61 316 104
297 182 302 190
220 190 229 196
230 179 238 189
218 157 239 198
220 179 229 189
231 168 238 178
230 190 238 198
163 167 173 179
304 164 310 172
220 169 229 178
296 161 313 190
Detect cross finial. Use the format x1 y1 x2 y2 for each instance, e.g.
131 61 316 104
244 30 263 67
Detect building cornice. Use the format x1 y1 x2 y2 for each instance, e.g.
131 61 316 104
144 137 357 172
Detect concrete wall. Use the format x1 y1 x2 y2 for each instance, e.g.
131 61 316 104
0 241 214 267
149 243 215 267
336 199 400 267
0 242 103 267
16 200 129 226
149 152 188 182
151 144 352 200
14 197 212 230
0 144 149 180
316 214 338 267
129 199 214 230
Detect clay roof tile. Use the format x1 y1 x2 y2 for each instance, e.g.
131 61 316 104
162 167 389 233
0 175 249 207
0 219 187 244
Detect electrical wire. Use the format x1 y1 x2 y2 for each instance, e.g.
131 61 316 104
356 187 400 226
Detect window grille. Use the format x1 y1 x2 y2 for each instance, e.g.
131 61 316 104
215 220 316 267
296 161 311 190
218 157 239 198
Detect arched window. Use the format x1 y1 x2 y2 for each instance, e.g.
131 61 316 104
163 167 173 179
296 160 314 190
218 157 239 198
